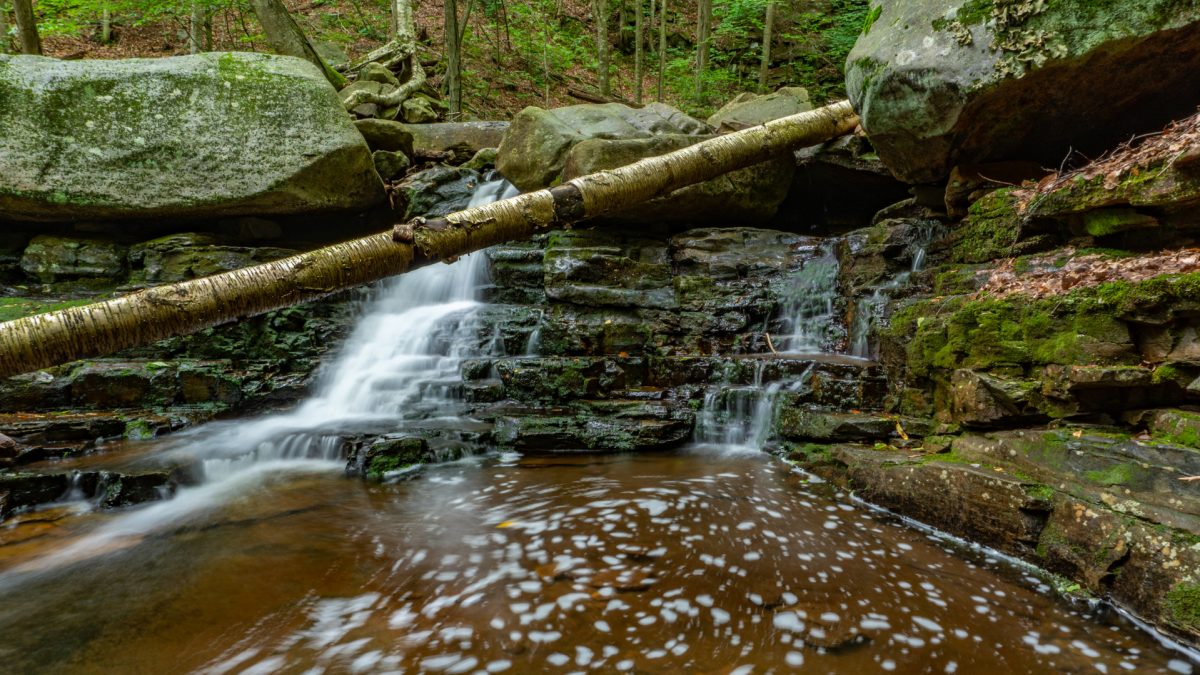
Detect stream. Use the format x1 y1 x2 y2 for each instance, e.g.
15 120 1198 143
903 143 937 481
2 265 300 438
0 181 1197 673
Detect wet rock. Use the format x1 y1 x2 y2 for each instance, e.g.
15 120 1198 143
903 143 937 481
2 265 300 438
1 53 384 220
68 361 178 409
20 235 126 283
543 229 676 309
1147 409 1200 448
490 400 692 452
496 102 709 191
847 0 1200 183
949 370 1049 428
396 166 483 220
835 445 1049 557
706 87 812 133
492 357 644 403
129 233 296 284
0 473 69 519
777 409 930 443
92 470 175 509
356 436 431 480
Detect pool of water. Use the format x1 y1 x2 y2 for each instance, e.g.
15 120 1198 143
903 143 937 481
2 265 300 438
0 447 1193 674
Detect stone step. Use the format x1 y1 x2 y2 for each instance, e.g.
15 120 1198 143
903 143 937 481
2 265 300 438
462 354 887 410
776 408 934 443
483 399 693 453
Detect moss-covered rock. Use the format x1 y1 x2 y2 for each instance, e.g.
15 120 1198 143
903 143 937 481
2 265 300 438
0 52 383 221
19 235 126 283
847 0 1200 183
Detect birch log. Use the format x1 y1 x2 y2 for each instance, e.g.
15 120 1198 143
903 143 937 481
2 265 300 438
0 101 857 378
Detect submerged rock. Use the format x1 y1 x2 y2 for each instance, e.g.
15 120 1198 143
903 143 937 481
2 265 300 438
847 0 1200 183
0 52 384 221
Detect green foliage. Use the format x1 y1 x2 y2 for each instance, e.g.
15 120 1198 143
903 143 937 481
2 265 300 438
779 0 871 101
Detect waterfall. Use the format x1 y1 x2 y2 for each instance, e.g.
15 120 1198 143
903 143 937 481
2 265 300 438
7 180 520 572
848 222 937 359
694 360 812 453
771 243 842 354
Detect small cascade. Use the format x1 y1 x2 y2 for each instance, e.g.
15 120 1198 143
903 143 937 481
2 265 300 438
771 243 843 353
849 222 938 359
695 360 812 452
28 178 521 552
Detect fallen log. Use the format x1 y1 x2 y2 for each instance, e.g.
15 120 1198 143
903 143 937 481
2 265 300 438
0 100 857 378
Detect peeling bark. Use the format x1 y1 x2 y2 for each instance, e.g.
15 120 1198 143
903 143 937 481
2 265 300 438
0 102 858 377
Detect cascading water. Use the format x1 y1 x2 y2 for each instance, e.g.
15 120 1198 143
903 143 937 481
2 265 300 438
848 221 938 359
771 243 843 354
5 179 519 573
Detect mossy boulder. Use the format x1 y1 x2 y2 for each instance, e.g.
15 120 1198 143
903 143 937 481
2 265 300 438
19 235 126 283
496 102 710 191
706 86 812 133
0 52 384 221
847 0 1200 183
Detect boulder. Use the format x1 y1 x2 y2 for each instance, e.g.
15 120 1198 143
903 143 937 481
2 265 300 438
355 119 507 163
396 165 484 220
402 93 445 124
372 150 411 181
706 86 812 133
128 233 296 284
558 133 793 226
354 118 416 156
846 0 1200 183
0 52 384 221
496 102 710 191
20 235 126 282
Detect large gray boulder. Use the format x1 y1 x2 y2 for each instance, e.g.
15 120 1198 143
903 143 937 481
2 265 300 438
706 86 812 133
497 102 710 191
0 52 384 221
497 102 792 224
847 0 1200 184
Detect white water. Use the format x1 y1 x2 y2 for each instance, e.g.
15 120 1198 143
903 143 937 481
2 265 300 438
849 223 936 359
694 361 813 453
3 180 519 577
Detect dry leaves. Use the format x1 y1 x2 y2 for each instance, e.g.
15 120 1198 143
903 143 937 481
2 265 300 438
977 247 1200 301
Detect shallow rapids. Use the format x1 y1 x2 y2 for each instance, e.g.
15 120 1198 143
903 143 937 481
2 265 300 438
0 448 1192 673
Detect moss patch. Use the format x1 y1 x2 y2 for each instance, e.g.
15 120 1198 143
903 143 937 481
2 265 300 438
1166 582 1200 630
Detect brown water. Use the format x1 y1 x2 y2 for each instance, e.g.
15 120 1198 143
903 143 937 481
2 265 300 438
0 447 1194 674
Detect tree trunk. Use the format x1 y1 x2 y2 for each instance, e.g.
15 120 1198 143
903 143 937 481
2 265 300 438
12 0 39 55
0 102 857 378
444 0 461 115
342 0 427 110
758 0 774 93
656 0 666 101
633 0 642 104
250 0 347 88
694 0 710 101
100 2 111 44
593 0 610 97
189 0 203 53
0 3 10 54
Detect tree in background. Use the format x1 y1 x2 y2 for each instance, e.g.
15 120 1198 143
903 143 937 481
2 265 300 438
656 0 666 101
341 0 427 111
13 0 39 54
593 0 610 96
0 3 10 53
444 0 462 115
694 0 710 101
758 0 774 92
633 0 642 103
251 0 346 87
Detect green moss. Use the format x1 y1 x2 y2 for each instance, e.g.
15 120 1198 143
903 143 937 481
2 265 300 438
1166 582 1200 630
1025 484 1056 502
862 4 883 34
948 189 1023 264
1083 463 1135 487
0 297 102 323
956 0 995 25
